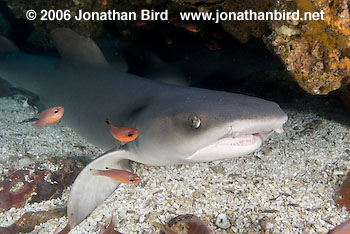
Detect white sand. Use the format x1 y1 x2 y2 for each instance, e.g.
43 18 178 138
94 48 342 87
0 93 349 234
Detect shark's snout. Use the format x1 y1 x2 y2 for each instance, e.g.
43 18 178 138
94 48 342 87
186 112 288 163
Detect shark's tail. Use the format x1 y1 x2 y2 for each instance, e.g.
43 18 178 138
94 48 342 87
0 35 19 56
55 149 132 234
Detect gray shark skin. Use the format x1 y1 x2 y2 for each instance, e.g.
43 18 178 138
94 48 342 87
0 28 287 233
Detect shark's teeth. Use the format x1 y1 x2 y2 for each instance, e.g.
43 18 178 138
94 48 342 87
215 135 255 146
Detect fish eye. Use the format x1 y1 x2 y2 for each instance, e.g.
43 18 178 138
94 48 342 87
128 133 134 137
190 116 201 129
129 178 135 182
54 110 59 113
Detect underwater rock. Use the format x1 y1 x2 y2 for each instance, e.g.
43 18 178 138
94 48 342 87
338 85 350 112
215 213 230 229
0 170 37 211
222 0 274 43
159 214 211 234
334 175 350 211
0 12 12 38
0 157 84 211
329 219 350 234
173 0 222 4
4 0 106 42
4 0 350 99
264 0 350 95
0 208 66 233
26 30 55 52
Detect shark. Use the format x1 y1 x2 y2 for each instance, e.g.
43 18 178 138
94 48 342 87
0 28 288 233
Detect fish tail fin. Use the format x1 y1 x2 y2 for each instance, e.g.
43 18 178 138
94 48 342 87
0 35 20 56
33 120 44 129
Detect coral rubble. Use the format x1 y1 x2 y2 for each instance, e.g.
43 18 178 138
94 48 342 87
222 0 274 43
334 175 350 211
0 157 83 211
0 208 66 233
159 214 211 234
2 0 350 105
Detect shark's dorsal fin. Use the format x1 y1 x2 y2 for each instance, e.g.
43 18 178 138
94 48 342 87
0 35 20 56
50 28 108 67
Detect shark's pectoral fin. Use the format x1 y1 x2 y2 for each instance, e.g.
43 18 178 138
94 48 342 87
56 149 132 234
50 28 108 67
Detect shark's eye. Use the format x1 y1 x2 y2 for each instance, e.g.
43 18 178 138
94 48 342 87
190 116 201 129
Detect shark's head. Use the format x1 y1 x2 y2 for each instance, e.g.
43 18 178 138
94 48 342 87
130 87 288 165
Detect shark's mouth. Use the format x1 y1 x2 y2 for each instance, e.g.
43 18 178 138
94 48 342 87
213 134 260 146
187 129 283 163
212 128 282 147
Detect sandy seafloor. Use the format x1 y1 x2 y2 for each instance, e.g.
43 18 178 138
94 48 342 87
0 83 349 234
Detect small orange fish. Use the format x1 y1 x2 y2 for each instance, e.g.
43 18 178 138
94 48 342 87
134 21 147 27
210 31 223 40
205 40 222 51
34 106 64 128
101 0 107 5
90 168 140 184
106 119 139 145
168 14 179 21
165 38 173 45
177 23 201 33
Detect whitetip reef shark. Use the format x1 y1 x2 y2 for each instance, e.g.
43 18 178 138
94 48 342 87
0 28 288 233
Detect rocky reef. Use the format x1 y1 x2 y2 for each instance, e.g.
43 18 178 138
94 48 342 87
0 157 84 232
4 0 106 37
0 157 83 210
0 208 66 233
265 0 350 97
1 0 350 106
157 214 211 234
